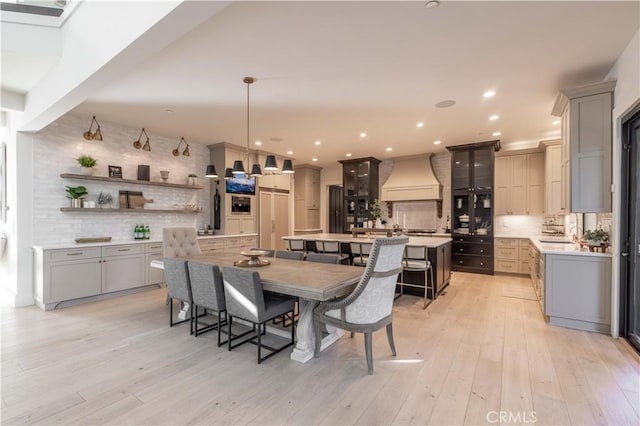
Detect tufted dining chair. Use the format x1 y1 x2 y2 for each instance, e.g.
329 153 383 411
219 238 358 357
162 227 202 258
314 236 408 374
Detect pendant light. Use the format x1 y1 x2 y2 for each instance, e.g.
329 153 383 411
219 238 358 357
205 164 218 178
232 77 263 176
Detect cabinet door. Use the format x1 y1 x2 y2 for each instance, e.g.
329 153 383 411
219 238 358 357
260 191 274 248
527 153 545 215
46 258 102 303
473 147 493 190
494 157 509 215
226 217 242 234
145 253 165 286
451 151 470 191
273 193 289 250
442 242 451 284
102 254 145 293
305 169 320 208
509 155 527 215
241 217 256 234
546 145 562 214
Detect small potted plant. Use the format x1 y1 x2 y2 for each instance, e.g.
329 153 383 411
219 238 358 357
97 191 113 209
583 228 609 246
187 173 198 186
76 155 97 176
370 198 383 228
65 185 88 208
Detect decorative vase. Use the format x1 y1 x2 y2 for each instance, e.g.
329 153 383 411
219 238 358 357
160 171 170 182
79 167 94 176
375 218 383 229
188 177 197 186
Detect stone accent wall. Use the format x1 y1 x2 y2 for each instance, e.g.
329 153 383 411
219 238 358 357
33 114 210 246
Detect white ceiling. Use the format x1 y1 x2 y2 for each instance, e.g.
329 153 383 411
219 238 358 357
30 2 640 166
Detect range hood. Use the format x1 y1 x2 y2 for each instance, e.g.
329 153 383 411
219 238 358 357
381 154 442 201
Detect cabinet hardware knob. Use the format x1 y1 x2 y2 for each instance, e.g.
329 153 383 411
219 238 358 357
480 262 484 266
459 261 463 264
480 250 484 253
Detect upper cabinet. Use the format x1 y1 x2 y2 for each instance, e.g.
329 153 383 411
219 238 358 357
552 80 616 213
451 146 494 192
542 140 562 215
494 150 544 216
339 157 380 231
294 165 322 230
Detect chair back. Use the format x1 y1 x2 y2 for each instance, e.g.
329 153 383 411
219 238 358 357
350 241 373 265
163 227 202 257
318 240 341 254
404 245 430 269
187 262 225 312
285 239 305 252
340 237 407 324
222 267 265 322
275 250 305 260
164 258 192 302
305 252 341 264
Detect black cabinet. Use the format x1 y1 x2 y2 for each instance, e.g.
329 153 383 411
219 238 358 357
400 241 452 298
447 141 499 275
339 157 380 232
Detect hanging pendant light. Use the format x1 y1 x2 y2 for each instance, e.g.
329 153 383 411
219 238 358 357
238 77 262 177
282 159 295 174
224 168 234 179
264 155 278 171
205 164 218 178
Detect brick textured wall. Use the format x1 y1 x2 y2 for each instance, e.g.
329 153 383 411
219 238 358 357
33 114 211 246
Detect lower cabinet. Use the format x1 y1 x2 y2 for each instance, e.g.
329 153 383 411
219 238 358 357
225 216 256 234
101 245 145 293
494 238 530 274
400 241 452 298
145 242 165 286
452 235 494 274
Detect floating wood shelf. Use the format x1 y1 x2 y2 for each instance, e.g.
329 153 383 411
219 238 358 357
60 208 200 214
60 173 204 190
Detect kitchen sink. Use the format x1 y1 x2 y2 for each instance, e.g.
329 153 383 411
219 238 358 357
539 239 574 244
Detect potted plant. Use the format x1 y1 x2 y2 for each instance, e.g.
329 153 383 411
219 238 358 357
65 185 88 208
582 228 609 246
76 155 97 176
370 198 383 228
188 173 198 186
97 191 113 209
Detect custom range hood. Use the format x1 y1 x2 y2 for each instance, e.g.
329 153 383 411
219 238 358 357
381 154 443 201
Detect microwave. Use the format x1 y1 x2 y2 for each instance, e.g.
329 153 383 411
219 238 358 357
231 196 251 215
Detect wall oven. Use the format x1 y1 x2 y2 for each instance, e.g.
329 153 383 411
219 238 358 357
231 196 251 215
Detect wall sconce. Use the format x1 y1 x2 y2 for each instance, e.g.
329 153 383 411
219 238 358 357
172 137 190 157
133 128 151 151
83 116 103 141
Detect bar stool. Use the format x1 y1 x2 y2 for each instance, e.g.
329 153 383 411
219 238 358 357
285 239 305 252
400 245 435 309
350 241 373 267
316 240 350 264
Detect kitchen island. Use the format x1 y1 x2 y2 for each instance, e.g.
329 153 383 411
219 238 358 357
283 233 452 298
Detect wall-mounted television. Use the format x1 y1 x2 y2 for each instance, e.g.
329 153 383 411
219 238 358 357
225 175 256 195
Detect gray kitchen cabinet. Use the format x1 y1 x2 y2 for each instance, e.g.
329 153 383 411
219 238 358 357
545 253 611 333
552 80 616 213
46 257 103 303
145 242 165 286
543 141 562 215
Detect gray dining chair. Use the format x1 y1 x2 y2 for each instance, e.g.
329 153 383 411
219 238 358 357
162 227 202 257
399 245 435 309
275 250 305 260
164 257 193 333
222 267 296 364
314 236 408 374
187 261 228 346
305 252 341 264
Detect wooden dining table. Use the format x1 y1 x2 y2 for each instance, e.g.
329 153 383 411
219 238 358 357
151 251 364 363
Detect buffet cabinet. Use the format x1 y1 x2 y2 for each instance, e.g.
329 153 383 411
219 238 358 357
447 141 498 274
339 157 380 232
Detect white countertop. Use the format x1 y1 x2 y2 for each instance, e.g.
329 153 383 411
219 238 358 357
529 236 611 258
283 232 451 248
33 233 258 251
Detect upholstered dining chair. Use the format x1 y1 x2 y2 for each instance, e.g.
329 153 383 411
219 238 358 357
400 245 435 309
275 250 305 260
163 257 193 333
162 227 202 258
222 267 296 364
314 236 408 374
187 261 228 346
305 252 342 264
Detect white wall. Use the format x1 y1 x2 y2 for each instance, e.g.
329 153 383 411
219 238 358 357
605 29 640 337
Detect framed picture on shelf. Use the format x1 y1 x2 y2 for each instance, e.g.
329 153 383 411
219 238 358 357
108 165 123 178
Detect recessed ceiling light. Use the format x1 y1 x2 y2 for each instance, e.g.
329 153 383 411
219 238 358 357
425 1 439 9
312 157 318 162
315 140 321 146
164 109 174 113
489 115 499 121
416 121 424 128
552 120 561 125
492 131 501 137
346 153 352 157
359 132 367 138
434 140 442 145
270 137 283 142
286 150 293 155
254 140 262 146
435 100 456 108
483 90 496 98
385 147 393 152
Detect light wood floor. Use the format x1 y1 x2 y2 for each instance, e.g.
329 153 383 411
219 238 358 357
2 272 639 425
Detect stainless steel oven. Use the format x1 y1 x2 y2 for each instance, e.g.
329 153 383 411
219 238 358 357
231 196 251 215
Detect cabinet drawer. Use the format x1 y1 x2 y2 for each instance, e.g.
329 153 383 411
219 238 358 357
198 238 225 249
495 247 518 260
103 244 144 257
47 247 101 262
452 235 491 244
225 237 243 247
145 242 164 253
519 247 530 260
241 236 257 245
495 238 518 248
453 244 492 256
519 260 530 275
453 255 491 269
495 259 518 273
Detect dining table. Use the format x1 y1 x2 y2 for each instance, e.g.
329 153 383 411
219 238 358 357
151 251 364 363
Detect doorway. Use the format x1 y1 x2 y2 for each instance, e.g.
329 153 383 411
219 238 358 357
621 106 640 352
328 185 343 234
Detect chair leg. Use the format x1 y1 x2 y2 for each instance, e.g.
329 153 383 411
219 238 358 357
386 323 397 356
227 316 233 351
350 331 355 338
364 332 374 375
314 319 322 357
169 297 173 327
257 324 262 364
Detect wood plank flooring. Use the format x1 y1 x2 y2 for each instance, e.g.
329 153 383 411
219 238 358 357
2 272 639 425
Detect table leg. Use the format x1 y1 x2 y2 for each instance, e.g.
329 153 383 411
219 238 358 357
290 298 344 363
